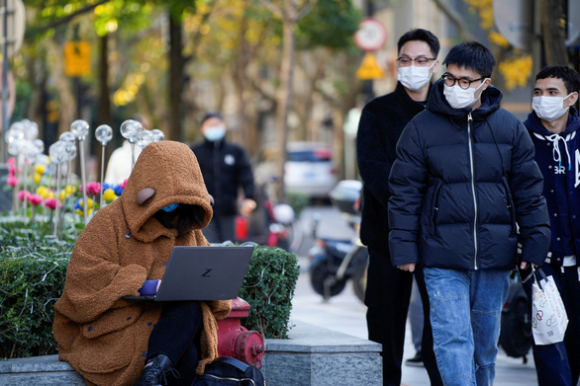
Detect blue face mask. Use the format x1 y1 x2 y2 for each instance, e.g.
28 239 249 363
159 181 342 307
161 203 180 212
204 126 226 142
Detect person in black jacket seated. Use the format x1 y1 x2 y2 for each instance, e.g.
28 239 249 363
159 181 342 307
389 41 551 386
356 29 443 386
190 112 256 243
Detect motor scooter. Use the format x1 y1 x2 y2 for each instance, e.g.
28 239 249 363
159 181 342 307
307 180 368 302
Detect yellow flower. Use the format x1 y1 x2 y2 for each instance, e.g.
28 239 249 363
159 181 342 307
60 190 66 202
47 191 55 199
65 185 74 196
103 188 117 203
76 198 94 216
34 173 42 184
34 164 46 175
37 186 49 199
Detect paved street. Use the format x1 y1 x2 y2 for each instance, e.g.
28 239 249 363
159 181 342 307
290 206 539 386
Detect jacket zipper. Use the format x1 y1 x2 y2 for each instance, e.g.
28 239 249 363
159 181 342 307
467 112 478 270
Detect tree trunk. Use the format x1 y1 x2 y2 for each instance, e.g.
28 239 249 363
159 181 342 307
234 0 251 153
540 0 569 66
275 2 297 203
169 13 184 141
97 33 111 180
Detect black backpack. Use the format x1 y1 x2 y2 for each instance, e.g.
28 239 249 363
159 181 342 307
498 271 532 361
194 357 265 385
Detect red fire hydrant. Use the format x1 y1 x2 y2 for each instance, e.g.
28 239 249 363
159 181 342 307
217 297 265 369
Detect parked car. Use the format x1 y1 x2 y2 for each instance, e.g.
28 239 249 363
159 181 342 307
284 142 337 198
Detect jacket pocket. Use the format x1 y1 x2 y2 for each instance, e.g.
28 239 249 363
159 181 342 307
78 328 135 373
430 181 442 227
501 177 517 236
82 305 142 339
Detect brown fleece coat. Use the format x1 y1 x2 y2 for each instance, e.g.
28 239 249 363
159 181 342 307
53 141 231 386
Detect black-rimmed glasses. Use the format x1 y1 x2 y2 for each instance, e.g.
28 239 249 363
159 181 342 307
441 73 484 90
396 56 436 67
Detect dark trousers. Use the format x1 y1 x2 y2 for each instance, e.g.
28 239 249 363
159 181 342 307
147 301 203 386
202 215 236 244
523 264 580 386
365 248 442 386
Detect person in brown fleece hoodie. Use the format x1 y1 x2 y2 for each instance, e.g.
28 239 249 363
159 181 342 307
53 141 232 386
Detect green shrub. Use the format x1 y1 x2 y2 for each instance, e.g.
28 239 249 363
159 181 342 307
239 245 300 339
0 226 73 359
0 224 300 359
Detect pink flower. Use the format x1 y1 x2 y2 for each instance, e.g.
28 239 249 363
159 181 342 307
81 182 101 196
7 157 14 166
28 194 43 206
18 190 31 202
44 198 61 210
7 175 19 187
120 179 128 189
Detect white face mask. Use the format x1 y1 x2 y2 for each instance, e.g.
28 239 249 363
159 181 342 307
532 94 573 122
397 63 435 92
204 126 226 142
443 79 488 110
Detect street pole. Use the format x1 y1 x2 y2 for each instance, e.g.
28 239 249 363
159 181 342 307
362 0 375 103
1 0 10 163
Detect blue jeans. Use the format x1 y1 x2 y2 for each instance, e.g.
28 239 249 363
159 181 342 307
424 268 510 386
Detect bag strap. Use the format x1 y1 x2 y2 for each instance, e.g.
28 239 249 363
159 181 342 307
532 266 548 290
218 357 250 373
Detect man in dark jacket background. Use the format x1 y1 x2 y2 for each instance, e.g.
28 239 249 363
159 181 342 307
190 111 256 243
389 41 551 386
523 65 580 386
356 28 442 386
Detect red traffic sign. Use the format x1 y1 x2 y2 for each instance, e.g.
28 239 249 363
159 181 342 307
354 18 387 52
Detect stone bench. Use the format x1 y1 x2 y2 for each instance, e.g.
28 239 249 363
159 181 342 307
1 321 382 386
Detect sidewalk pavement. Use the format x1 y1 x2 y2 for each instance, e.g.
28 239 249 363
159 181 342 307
291 257 539 386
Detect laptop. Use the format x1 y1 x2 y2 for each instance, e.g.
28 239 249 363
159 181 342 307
124 246 254 302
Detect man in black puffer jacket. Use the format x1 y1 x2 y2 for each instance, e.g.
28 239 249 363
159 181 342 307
389 42 550 386
357 29 442 386
190 112 256 243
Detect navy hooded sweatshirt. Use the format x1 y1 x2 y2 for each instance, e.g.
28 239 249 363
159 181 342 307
524 108 580 266
388 79 551 270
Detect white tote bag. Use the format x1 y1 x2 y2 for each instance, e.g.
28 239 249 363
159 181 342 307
530 268 569 345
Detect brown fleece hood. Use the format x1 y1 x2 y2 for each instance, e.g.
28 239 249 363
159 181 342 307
122 141 213 239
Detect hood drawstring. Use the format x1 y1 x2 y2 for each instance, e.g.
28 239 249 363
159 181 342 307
546 134 572 171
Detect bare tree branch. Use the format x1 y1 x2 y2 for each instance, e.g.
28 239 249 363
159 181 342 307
25 0 110 38
430 0 475 41
297 0 318 20
184 0 219 64
250 78 277 104
258 0 284 18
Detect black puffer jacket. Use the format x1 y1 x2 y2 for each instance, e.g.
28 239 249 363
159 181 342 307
190 139 255 216
388 79 551 270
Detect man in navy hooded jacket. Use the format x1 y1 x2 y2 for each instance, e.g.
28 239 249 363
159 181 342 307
389 42 550 386
523 65 580 386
